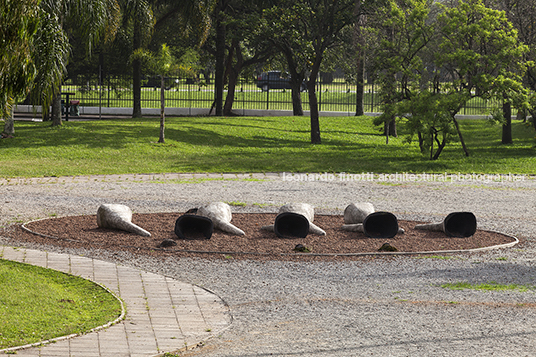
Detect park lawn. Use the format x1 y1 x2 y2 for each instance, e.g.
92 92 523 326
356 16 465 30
0 259 122 349
0 115 534 178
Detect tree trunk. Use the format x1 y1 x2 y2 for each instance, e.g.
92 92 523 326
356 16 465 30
431 129 447 160
223 40 238 116
132 23 142 118
381 72 397 138
353 0 365 116
289 75 304 116
530 109 536 131
382 116 397 140
51 92 62 126
158 75 165 143
387 118 397 137
223 68 238 116
355 55 365 116
417 131 425 153
501 100 513 144
281 47 304 116
517 107 527 122
132 58 142 118
214 14 225 117
52 13 64 126
308 74 321 144
452 116 470 156
3 106 14 135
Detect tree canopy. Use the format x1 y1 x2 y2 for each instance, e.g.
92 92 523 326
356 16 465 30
0 0 40 119
3 0 536 159
367 0 528 158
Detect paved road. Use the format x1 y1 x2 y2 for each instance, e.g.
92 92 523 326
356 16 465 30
1 173 535 356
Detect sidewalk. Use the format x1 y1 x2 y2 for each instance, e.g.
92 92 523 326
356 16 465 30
0 245 232 357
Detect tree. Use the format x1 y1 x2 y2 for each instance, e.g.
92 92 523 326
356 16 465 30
368 0 435 144
263 0 358 144
493 0 536 130
132 43 177 143
365 0 526 159
221 1 276 116
125 0 213 118
29 2 72 124
260 4 311 116
41 0 121 126
1 0 40 134
436 0 527 153
1 0 70 136
123 0 154 118
400 90 460 159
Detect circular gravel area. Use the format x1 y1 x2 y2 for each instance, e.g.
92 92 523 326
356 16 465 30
1 173 535 357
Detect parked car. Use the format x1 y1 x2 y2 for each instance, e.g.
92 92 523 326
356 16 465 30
142 76 178 90
256 71 307 92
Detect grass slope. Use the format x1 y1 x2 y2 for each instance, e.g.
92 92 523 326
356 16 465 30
0 259 122 349
0 116 534 177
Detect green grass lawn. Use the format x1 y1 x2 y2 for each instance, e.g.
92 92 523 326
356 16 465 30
0 115 534 178
0 259 122 349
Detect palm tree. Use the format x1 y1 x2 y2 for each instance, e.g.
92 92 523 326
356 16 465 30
41 0 121 126
28 3 70 127
120 0 154 118
124 0 213 118
1 0 40 133
1 0 71 135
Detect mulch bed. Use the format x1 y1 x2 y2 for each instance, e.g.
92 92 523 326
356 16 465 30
6 213 517 261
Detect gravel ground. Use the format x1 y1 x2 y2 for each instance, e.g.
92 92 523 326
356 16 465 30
1 173 536 356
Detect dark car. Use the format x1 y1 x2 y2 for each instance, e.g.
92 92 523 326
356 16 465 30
142 76 177 90
256 71 306 92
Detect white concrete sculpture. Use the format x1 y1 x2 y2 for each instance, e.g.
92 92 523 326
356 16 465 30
343 202 375 225
262 203 326 236
96 203 151 237
341 203 404 236
198 202 245 236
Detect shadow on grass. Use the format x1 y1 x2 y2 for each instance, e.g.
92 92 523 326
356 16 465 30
3 117 535 175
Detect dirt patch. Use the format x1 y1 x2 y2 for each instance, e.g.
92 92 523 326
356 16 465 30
6 213 517 261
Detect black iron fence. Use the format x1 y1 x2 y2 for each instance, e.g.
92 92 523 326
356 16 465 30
57 74 500 116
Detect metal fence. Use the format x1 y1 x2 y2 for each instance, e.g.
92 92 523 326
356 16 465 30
59 74 500 116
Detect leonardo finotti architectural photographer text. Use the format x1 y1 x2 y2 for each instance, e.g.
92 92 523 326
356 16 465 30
282 172 526 183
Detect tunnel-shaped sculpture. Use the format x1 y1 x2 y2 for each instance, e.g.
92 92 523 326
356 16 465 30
197 202 245 236
174 214 214 240
443 212 477 237
341 203 404 236
261 203 325 237
97 203 151 237
415 212 477 237
274 211 310 238
362 211 399 238
344 202 375 224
